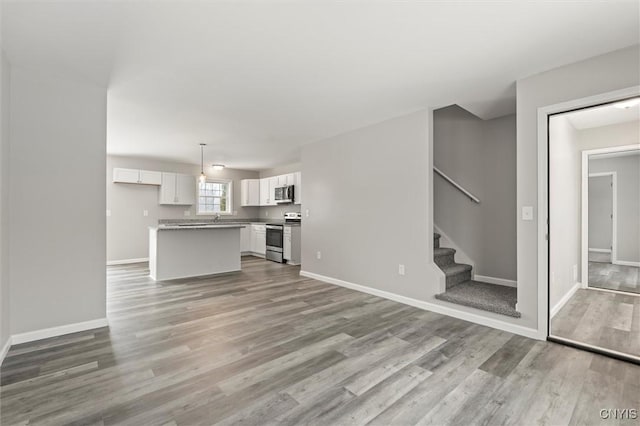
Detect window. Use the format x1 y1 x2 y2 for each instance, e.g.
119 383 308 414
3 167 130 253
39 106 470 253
197 180 232 215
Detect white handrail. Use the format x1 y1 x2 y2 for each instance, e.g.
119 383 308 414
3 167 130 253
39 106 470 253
433 166 480 204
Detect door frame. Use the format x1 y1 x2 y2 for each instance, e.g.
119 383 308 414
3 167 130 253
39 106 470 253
537 85 640 342
584 167 620 289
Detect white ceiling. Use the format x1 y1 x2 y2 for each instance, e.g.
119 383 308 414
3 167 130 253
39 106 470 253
2 1 639 170
565 99 640 130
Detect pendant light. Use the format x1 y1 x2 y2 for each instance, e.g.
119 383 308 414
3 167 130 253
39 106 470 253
199 143 207 184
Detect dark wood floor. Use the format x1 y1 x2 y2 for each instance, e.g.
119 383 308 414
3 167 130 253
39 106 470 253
551 288 640 359
2 257 639 425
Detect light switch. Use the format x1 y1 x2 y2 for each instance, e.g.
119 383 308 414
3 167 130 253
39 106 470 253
522 206 534 221
305 209 310 218
143 210 149 217
106 209 111 217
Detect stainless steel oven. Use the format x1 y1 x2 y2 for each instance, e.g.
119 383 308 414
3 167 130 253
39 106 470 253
265 224 284 263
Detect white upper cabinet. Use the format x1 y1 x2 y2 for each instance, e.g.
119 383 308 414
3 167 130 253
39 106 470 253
139 170 162 185
268 176 279 206
294 172 301 205
159 172 195 205
113 168 162 185
240 179 260 207
257 172 301 206
283 173 296 186
259 178 271 206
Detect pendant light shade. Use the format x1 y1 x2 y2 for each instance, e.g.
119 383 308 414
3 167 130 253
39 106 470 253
199 143 207 184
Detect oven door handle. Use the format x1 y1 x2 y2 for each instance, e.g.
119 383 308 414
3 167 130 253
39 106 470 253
266 225 283 230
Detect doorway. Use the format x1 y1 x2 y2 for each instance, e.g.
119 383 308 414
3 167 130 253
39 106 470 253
587 173 614 265
546 94 640 363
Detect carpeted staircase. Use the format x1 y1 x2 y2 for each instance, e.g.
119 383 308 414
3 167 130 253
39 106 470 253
433 232 521 318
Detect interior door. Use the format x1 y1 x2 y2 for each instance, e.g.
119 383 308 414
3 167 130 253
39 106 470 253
588 175 613 253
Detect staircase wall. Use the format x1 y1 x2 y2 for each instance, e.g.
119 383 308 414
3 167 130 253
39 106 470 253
434 105 517 282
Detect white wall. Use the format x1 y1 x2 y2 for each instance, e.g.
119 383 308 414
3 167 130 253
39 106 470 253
590 153 640 263
434 106 517 281
107 155 260 262
301 110 441 300
0 49 10 354
549 115 581 310
9 68 107 335
517 44 640 331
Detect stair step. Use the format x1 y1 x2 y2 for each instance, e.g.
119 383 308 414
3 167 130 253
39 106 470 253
435 281 521 318
440 262 472 289
434 247 456 267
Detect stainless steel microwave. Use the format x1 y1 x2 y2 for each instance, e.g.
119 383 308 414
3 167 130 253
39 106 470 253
274 185 294 203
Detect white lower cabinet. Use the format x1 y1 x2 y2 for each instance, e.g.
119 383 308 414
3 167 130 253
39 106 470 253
284 233 292 261
284 225 301 264
251 224 266 255
240 225 252 253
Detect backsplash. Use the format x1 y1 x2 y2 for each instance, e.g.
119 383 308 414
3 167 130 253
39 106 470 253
259 204 301 219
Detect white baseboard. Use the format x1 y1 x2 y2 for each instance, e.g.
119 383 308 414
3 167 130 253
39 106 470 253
299 270 542 340
107 257 149 266
613 260 640 267
588 248 611 253
0 336 11 366
474 275 517 288
550 282 581 319
11 318 109 345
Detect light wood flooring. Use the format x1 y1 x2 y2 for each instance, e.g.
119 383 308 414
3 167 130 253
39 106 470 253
551 288 640 359
589 261 640 294
2 257 639 425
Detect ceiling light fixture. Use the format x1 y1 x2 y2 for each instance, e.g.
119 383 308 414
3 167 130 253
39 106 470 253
199 143 207 184
613 98 640 109
212 164 225 171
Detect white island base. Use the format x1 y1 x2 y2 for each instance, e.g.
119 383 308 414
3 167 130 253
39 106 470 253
149 225 245 281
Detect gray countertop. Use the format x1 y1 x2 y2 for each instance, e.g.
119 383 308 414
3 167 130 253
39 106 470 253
156 219 301 228
152 224 248 231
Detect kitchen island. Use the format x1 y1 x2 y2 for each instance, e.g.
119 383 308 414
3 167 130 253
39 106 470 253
149 224 246 281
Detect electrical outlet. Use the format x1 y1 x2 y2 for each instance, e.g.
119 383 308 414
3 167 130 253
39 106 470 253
306 209 310 218
522 206 534 221
316 251 322 260
143 210 149 217
184 210 191 216
573 265 578 281
265 211 269 217
398 264 405 275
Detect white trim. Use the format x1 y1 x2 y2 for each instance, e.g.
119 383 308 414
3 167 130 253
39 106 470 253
11 318 109 345
0 336 11 366
474 275 517 288
550 282 581 318
300 270 540 340
588 248 611 253
613 260 640 267
107 257 149 266
583 148 640 288
537 85 640 341
586 171 618 265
